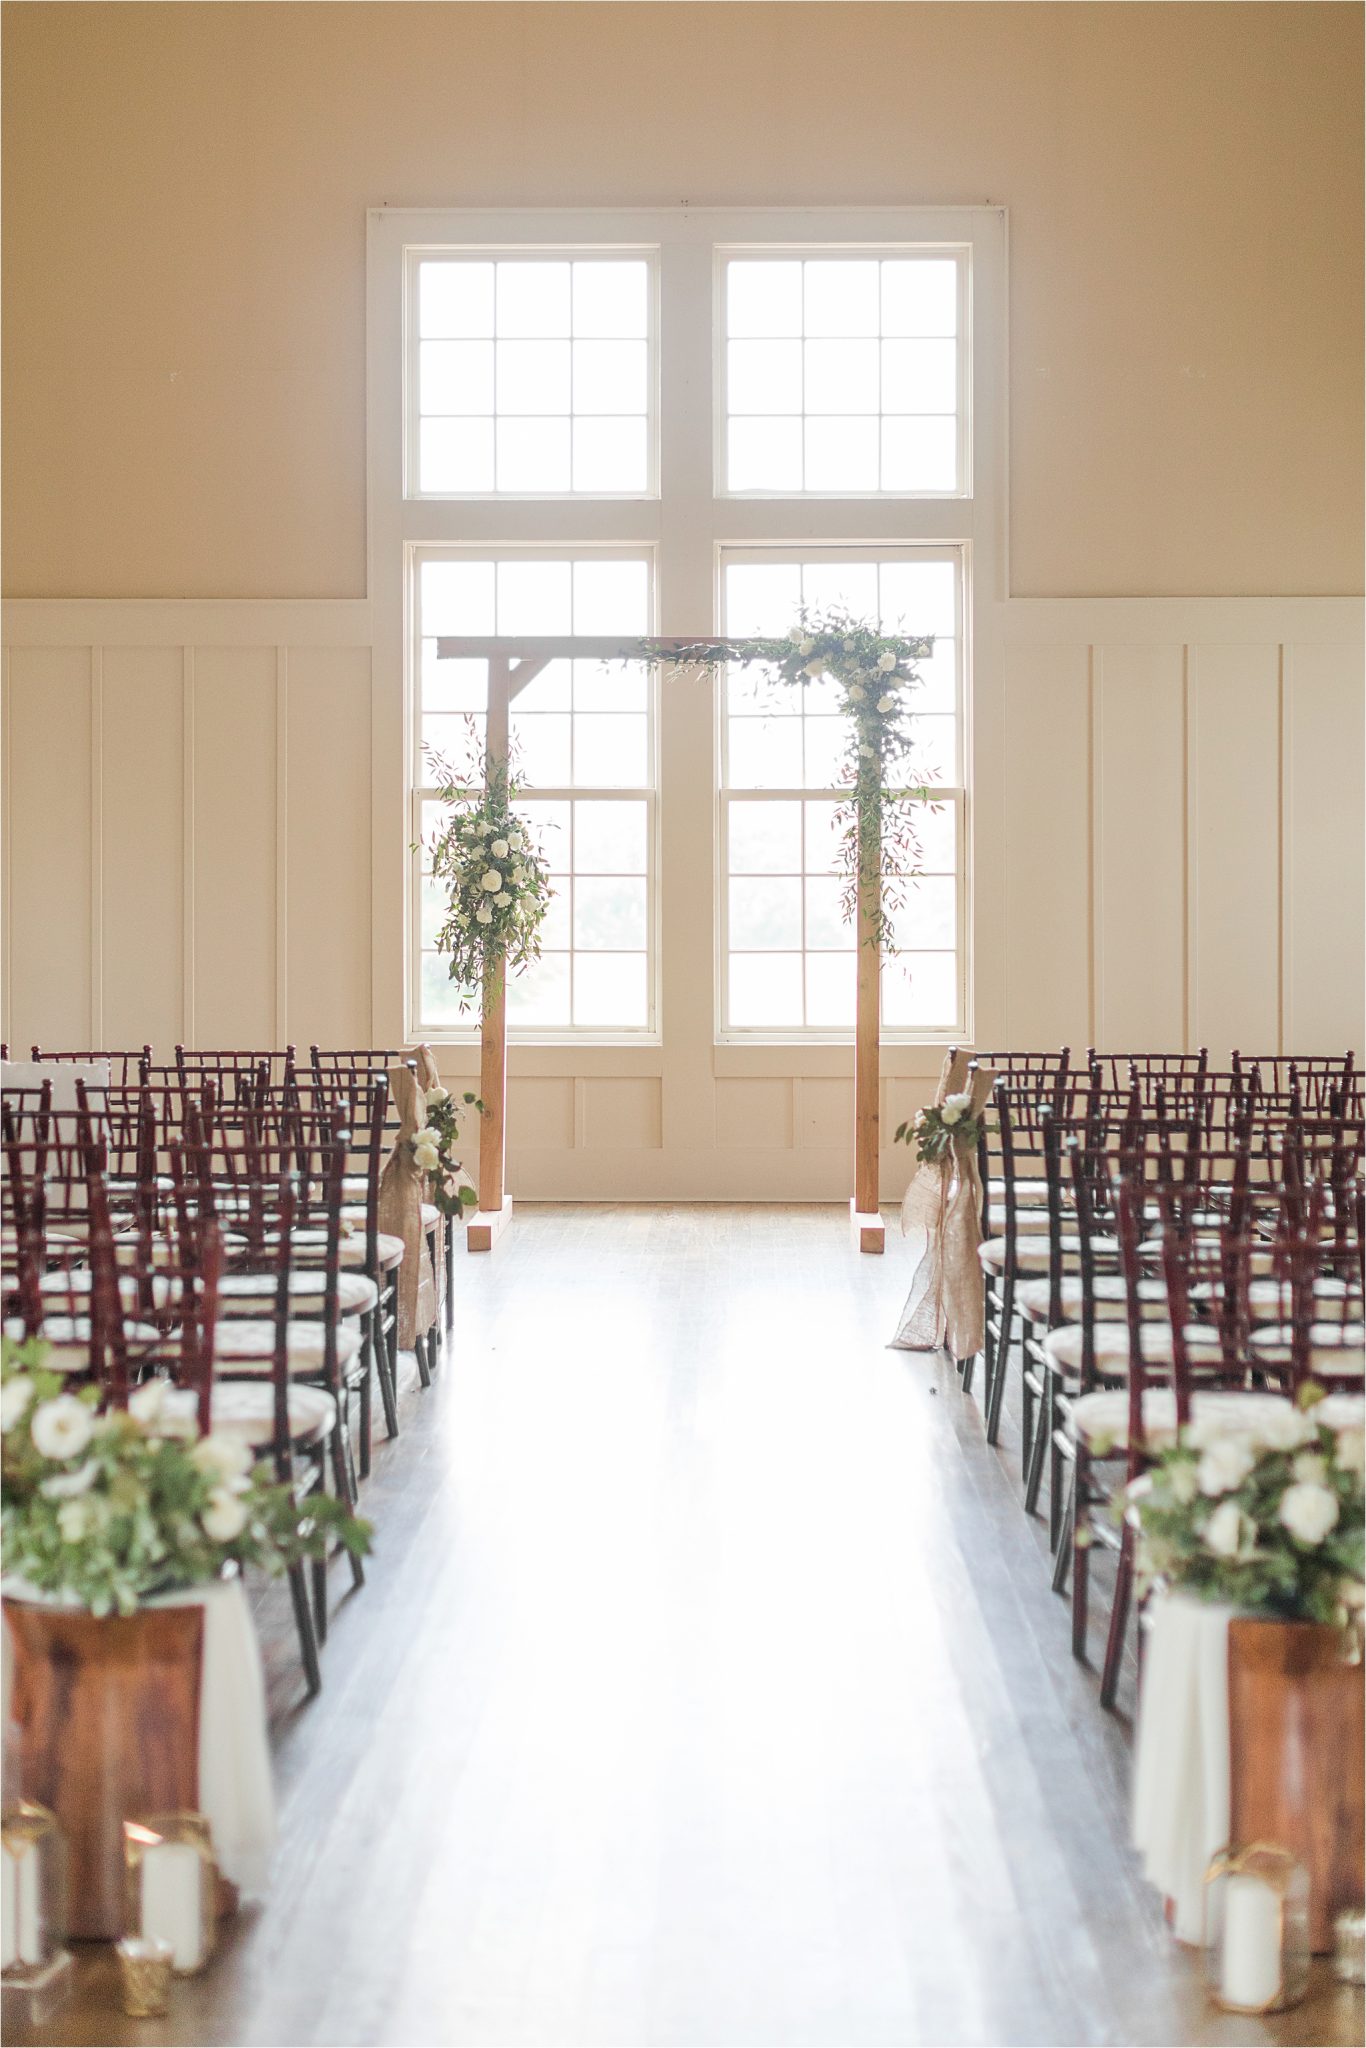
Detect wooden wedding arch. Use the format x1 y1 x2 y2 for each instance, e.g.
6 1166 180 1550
434 636 891 1256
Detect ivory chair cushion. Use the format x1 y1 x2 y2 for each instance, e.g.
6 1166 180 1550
217 1271 379 1317
213 1319 363 1372
1066 1387 1296 1455
1017 1272 1168 1326
1247 1323 1365 1376
40 1269 182 1309
3 1314 161 1368
979 1232 1117 1277
299 1229 404 1271
209 1381 336 1448
987 1177 1050 1208
342 1201 441 1231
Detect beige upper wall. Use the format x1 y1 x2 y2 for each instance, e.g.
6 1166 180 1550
2 2 1361 600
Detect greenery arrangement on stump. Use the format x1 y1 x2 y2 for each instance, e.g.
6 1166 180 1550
1 1337 372 1617
637 609 937 953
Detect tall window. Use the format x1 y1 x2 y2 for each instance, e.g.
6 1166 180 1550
378 207 1002 1047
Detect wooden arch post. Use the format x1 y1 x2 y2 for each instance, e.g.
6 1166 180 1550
852 770 884 1254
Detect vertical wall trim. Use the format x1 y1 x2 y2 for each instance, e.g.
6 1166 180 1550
572 1076 586 1149
1279 642 1293 1053
275 647 289 1045
1086 644 1100 1048
1181 643 1193 1054
181 646 196 1047
89 645 104 1044
1 647 10 1048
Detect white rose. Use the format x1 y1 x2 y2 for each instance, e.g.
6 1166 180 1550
788 626 803 645
495 892 511 908
848 684 866 701
508 832 524 850
425 1084 449 1106
805 659 824 678
1279 1480 1340 1546
39 1458 98 1500
480 869 502 892
1197 1435 1257 1496
877 694 895 714
128 1381 198 1439
798 637 815 657
413 1138 441 1172
1203 1500 1250 1558
30 1394 95 1462
476 906 493 925
57 1497 93 1543
201 1486 249 1543
1335 1426 1365 1475
878 651 897 673
191 1434 253 1485
491 839 509 859
1250 1404 1319 1453
1 1376 35 1431
858 743 875 758
511 867 526 887
944 1091 973 1115
1168 1460 1200 1505
842 638 856 653
940 1105 962 1128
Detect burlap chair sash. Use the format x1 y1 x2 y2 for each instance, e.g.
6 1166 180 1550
892 1050 997 1358
377 1060 437 1349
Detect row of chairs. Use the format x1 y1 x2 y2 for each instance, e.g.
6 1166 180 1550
1 1048 458 1695
958 1046 1361 1707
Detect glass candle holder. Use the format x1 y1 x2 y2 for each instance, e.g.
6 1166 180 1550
1 1801 66 1975
1204 1843 1311 2014
1333 1908 1366 1986
116 1937 174 2018
123 1814 217 1975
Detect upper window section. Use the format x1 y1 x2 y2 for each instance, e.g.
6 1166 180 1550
721 253 966 497
411 254 656 497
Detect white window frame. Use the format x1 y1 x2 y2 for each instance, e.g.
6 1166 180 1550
367 205 1007 1057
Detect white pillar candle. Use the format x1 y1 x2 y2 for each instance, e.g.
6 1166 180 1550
138 1842 205 1973
1220 1872 1282 2010
1 1842 44 1968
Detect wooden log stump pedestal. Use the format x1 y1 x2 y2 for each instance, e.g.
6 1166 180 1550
3 1598 205 1940
1228 1617 1366 1953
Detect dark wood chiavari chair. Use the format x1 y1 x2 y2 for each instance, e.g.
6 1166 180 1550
175 1044 298 1091
29 1045 153 1088
1231 1049 1357 1115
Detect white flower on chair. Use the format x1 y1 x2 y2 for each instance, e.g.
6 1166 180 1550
1278 1481 1340 1546
30 1394 94 1462
201 1487 249 1543
1197 1435 1257 1496
1 1375 35 1431
1203 1500 1254 1558
944 1091 974 1116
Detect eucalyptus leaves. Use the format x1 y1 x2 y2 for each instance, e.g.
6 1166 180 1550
638 609 937 952
424 752 554 1008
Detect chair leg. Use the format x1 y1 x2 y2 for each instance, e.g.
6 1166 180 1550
357 1324 373 1480
414 1331 432 1390
1100 1518 1135 1711
1048 1424 1068 1553
376 1281 400 1437
330 1419 366 1594
288 1560 323 1697
958 1352 975 1396
311 1554 329 1644
1071 1446 1091 1662
985 1283 1014 1445
1051 1460 1076 1594
1023 1366 1050 1516
445 1222 455 1331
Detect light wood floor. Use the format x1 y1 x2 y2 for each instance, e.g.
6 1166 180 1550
20 1207 1363 2048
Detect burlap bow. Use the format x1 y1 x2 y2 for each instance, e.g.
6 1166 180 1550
891 1050 997 1359
377 1059 437 1350
410 1043 448 1326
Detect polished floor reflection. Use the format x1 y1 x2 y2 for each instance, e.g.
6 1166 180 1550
22 1207 1360 2047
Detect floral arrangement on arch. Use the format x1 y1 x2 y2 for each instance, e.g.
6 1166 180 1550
1120 1390 1365 1629
1 1337 371 1617
423 746 555 1007
638 608 938 952
411 1083 483 1221
894 1089 984 1167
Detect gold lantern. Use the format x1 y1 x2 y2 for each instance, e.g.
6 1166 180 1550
123 1813 218 1975
1203 1842 1311 2014
1 1802 73 2027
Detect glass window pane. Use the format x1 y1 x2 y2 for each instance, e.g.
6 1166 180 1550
907 638 958 714
497 339 570 415
804 876 851 951
730 877 801 950
507 952 572 1028
727 663 789 715
729 800 801 874
802 718 848 790
881 260 958 338
728 717 803 789
897 874 957 949
906 799 957 874
730 954 803 1028
572 416 647 494
881 339 956 416
512 658 572 713
574 876 647 950
728 416 803 493
880 416 958 493
804 799 847 874
421 558 496 637
882 952 958 1029
575 800 646 872
419 875 445 949
421 952 473 1024
574 658 647 712
804 339 878 416
519 798 571 861
574 953 647 1028
537 884 572 952
510 713 572 787
724 565 802 638
421 340 495 416
420 262 494 339
879 560 958 639
804 417 879 493
805 952 856 1028
573 340 647 416
804 260 879 338
496 262 571 338
903 716 957 789
423 713 483 773
496 417 571 493
572 260 648 339
728 260 803 338
574 714 647 788
572 559 649 636
496 559 572 635
799 560 879 623
420 418 494 493
728 340 803 416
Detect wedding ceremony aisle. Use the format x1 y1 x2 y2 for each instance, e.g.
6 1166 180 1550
14 1205 1354 2048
